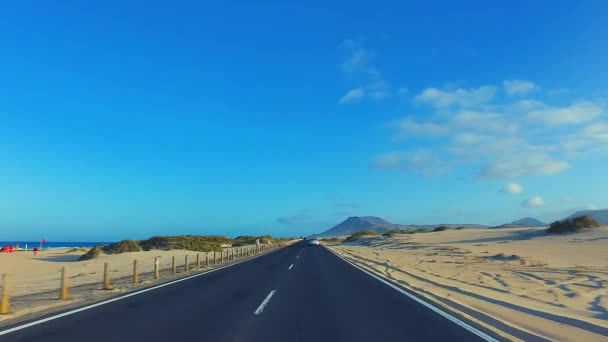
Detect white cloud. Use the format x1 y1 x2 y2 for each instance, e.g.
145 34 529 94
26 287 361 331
582 122 608 142
501 182 524 194
479 154 569 179
338 87 365 104
373 150 449 176
403 150 450 176
394 117 448 139
339 39 389 103
368 79 391 100
453 111 518 133
415 86 497 108
527 101 601 126
503 80 538 96
521 196 546 208
373 152 404 169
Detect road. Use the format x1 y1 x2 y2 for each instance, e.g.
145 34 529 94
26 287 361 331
0 241 492 342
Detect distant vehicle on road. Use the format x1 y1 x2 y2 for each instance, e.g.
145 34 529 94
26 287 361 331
308 239 320 246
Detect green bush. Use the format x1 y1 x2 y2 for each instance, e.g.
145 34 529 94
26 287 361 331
547 215 600 234
139 236 223 252
455 226 467 230
78 247 103 261
432 226 450 232
344 230 377 242
320 237 342 243
382 229 399 237
103 240 141 254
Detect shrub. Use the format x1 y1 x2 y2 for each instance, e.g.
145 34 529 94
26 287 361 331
455 226 467 230
139 236 223 252
382 229 399 237
78 247 103 261
344 230 377 242
320 237 342 243
103 240 141 254
547 215 600 234
433 226 450 232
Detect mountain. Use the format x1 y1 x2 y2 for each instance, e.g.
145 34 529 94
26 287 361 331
566 209 608 225
493 217 547 228
409 224 490 229
316 216 410 237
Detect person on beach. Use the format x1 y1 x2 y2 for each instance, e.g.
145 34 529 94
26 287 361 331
33 247 38 256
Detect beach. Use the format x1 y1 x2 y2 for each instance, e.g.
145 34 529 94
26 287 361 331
330 227 608 342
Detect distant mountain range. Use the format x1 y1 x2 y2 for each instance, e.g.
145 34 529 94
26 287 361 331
567 209 608 225
315 216 489 237
315 210 607 237
492 217 547 228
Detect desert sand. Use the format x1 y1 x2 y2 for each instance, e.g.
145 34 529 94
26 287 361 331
0 246 263 325
331 227 608 342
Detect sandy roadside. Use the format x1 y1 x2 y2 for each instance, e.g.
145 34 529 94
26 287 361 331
0 244 278 326
329 227 608 342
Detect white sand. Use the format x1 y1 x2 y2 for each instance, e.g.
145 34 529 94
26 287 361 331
331 227 608 342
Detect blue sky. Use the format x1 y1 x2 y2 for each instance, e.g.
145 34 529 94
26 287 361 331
1 1 607 241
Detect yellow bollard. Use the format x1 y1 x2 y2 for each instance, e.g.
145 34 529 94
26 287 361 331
60 267 68 300
0 274 9 314
103 262 110 290
133 260 139 283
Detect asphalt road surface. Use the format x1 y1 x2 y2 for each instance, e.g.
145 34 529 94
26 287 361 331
0 241 492 342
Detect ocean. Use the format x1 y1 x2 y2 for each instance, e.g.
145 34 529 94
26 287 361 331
0 241 113 250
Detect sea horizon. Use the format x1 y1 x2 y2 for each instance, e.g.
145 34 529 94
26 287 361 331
0 241 114 250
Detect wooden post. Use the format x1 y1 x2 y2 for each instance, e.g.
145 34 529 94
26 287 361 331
220 250 223 263
60 267 68 300
213 252 217 265
154 257 160 279
196 254 200 270
103 262 110 290
185 255 189 272
172 256 176 274
133 260 139 283
231 249 235 260
0 274 9 314
206 253 209 267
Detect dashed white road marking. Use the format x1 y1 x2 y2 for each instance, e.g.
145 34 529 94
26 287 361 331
254 290 277 315
288 264 294 270
296 255 300 259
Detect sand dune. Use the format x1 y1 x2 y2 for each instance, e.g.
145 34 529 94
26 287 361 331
331 227 608 342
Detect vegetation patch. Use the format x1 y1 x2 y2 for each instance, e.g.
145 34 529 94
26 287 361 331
432 226 450 232
344 230 377 242
78 247 103 261
546 215 600 234
382 229 399 237
103 240 141 254
139 236 224 252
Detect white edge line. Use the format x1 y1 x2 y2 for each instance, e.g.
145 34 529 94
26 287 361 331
0 247 282 336
253 290 276 315
325 247 499 342
288 264 294 270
